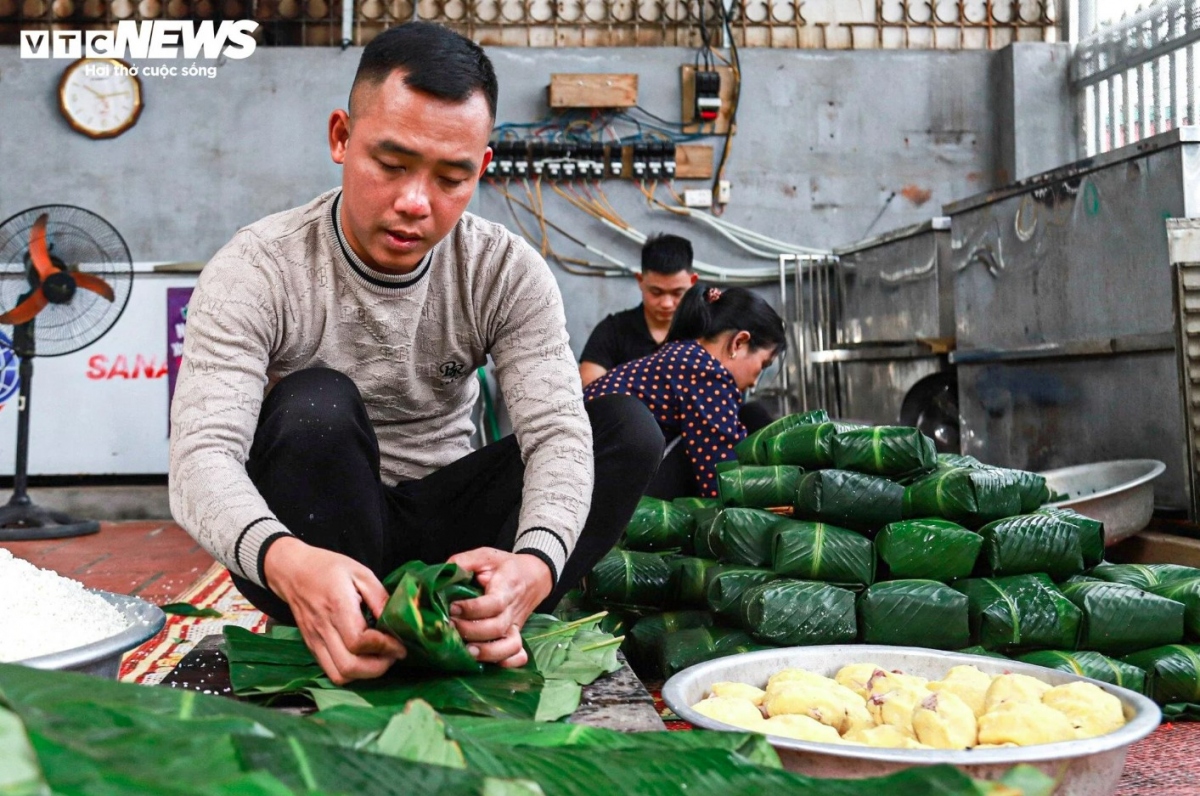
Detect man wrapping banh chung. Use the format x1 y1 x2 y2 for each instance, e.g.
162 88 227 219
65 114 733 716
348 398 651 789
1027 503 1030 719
169 22 782 685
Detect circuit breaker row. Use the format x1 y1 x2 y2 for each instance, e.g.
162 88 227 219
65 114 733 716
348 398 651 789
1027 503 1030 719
487 140 678 181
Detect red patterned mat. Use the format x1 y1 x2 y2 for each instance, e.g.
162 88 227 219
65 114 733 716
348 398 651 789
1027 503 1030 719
119 563 268 684
650 689 1200 794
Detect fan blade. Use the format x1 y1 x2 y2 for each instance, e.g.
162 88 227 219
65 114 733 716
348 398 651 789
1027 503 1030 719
28 214 55 281
0 290 49 325
74 272 116 302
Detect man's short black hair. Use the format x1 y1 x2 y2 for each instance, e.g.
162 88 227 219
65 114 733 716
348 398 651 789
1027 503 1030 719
641 233 694 276
350 22 498 120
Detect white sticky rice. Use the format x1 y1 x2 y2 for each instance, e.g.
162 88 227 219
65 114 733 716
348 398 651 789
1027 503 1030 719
0 548 129 662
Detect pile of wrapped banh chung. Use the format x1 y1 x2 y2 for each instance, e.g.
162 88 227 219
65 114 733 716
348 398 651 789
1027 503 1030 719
574 409 1200 717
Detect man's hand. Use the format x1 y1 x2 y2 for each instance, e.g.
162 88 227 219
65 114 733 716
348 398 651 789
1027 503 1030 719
263 536 406 685
447 547 553 668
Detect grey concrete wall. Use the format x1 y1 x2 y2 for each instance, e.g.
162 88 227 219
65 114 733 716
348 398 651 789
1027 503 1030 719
0 44 1051 354
991 42 1078 184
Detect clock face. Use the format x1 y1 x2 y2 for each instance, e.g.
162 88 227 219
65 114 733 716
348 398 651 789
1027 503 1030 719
58 59 143 139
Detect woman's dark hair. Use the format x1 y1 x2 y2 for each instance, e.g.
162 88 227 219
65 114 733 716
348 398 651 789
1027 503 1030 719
667 284 787 353
351 22 499 120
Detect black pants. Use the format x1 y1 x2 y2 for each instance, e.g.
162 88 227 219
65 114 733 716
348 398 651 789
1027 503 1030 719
644 398 776 500
233 368 662 623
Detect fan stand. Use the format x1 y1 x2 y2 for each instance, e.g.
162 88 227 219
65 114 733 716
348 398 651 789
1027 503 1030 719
0 319 99 541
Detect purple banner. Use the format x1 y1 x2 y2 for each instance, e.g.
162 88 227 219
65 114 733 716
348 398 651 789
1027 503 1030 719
167 287 193 420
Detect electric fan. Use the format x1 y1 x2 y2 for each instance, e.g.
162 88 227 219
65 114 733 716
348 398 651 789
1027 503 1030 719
0 205 134 540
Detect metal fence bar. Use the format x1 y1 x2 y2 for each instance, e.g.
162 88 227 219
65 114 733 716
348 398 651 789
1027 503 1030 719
1191 42 1198 124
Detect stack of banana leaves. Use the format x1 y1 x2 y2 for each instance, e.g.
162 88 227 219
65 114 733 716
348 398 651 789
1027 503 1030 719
224 561 623 723
0 661 1061 796
576 408 1200 719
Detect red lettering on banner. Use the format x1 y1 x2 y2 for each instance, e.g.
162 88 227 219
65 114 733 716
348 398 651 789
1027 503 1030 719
85 355 169 380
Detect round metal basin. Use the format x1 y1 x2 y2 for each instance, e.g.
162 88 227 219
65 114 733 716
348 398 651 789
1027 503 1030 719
14 590 166 679
1040 460 1166 545
663 645 1161 796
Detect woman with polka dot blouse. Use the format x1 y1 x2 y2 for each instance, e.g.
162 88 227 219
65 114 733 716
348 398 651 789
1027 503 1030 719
584 283 786 499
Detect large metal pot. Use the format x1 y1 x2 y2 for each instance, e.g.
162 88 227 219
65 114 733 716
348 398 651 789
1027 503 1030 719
1040 460 1166 545
662 645 1161 796
15 590 165 679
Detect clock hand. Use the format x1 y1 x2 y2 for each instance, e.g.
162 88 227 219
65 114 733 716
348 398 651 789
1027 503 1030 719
82 85 105 98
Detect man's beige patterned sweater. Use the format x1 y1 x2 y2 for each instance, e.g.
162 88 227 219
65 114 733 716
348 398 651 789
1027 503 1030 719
169 189 593 588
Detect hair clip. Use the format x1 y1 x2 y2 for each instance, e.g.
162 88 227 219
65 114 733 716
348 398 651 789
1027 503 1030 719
705 287 723 304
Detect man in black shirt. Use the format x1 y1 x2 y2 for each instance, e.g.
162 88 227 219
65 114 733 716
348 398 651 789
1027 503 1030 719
579 233 697 388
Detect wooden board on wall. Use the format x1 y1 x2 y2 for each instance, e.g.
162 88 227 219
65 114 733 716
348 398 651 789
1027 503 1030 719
675 144 714 179
680 65 736 135
549 73 638 108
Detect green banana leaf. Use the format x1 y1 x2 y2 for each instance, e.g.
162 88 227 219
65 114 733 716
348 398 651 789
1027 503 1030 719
738 579 858 646
442 714 779 769
584 548 672 608
734 409 830 465
672 496 722 521
938 454 983 468
705 565 778 618
953 574 1083 652
1146 577 1200 640
1091 563 1200 589
874 518 982 581
622 496 693 552
712 508 787 567
1017 650 1147 694
453 724 1043 796
0 662 1056 796
1061 574 1105 585
627 610 715 678
161 602 224 618
762 422 865 468
234 735 533 796
1060 580 1185 655
1034 507 1105 566
718 465 803 508
956 646 1010 660
225 626 327 697
771 520 875 587
378 562 483 674
668 556 721 606
902 467 1024 529
829 426 938 479
1001 468 1052 513
976 514 1085 580
659 626 771 677
0 702 45 796
793 469 904 533
1122 644 1200 708
856 580 969 650
521 613 623 686
691 505 728 559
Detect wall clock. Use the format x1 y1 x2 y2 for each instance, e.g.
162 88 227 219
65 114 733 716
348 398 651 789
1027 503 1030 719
58 59 143 140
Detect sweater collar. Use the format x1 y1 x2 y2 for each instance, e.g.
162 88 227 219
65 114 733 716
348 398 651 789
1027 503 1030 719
329 192 432 290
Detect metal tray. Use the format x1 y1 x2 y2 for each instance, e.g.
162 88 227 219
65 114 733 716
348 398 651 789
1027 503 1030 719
662 645 1161 796
15 590 166 679
1040 460 1167 545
